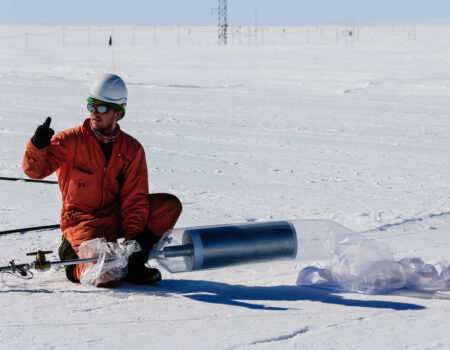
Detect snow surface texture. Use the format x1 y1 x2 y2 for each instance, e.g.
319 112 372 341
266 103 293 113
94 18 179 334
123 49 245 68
1 25 450 349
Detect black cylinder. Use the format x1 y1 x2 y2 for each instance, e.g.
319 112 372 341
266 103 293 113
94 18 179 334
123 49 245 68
182 221 297 270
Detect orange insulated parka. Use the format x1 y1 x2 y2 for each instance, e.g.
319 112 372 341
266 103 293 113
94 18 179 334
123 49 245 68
23 119 149 252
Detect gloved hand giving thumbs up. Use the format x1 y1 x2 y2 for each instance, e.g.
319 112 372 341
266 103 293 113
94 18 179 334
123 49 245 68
31 117 55 149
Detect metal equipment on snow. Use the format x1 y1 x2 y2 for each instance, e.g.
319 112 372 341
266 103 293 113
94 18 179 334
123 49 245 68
0 250 102 278
1 219 355 281
152 221 298 273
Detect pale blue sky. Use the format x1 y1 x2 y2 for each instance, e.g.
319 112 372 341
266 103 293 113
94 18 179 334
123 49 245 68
2 0 450 26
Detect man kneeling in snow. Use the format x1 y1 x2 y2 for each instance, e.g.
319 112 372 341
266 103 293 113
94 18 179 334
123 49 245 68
22 73 182 286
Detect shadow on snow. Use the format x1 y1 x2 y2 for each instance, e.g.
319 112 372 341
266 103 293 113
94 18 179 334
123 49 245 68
122 279 425 311
0 279 427 311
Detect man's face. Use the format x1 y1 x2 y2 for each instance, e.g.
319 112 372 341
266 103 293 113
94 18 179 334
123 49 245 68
89 100 119 134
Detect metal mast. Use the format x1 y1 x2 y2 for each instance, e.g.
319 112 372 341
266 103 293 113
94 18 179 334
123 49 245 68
218 0 228 45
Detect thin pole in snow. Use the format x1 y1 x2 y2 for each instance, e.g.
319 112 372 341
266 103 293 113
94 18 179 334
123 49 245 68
0 176 58 184
0 224 60 236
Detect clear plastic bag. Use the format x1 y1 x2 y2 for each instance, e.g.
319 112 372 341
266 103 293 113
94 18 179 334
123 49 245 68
78 238 140 287
399 257 450 291
329 234 408 293
297 228 450 294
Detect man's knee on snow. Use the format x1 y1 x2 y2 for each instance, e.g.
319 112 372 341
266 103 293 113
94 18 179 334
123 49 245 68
163 193 183 219
147 193 183 237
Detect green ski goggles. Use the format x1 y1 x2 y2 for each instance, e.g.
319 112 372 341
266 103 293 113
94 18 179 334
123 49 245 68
86 97 126 120
87 103 111 114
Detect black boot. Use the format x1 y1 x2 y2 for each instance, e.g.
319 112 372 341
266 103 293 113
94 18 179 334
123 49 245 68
125 232 162 284
58 236 80 283
126 263 161 284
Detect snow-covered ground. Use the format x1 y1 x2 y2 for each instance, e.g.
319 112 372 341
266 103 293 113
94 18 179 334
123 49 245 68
0 25 449 349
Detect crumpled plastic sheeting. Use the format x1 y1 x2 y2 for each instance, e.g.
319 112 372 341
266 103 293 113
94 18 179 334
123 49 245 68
297 232 450 294
78 238 140 287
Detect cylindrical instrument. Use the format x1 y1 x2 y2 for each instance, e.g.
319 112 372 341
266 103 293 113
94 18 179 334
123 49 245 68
150 219 354 273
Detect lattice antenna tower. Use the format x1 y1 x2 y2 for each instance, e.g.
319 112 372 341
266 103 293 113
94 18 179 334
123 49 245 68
218 0 228 45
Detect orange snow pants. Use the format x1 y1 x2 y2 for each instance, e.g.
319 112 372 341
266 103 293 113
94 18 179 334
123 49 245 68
145 193 182 239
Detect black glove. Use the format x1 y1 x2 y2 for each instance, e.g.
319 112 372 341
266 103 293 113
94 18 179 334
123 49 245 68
127 231 160 267
31 117 54 149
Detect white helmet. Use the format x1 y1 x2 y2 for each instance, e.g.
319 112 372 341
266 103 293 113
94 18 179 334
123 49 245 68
88 73 128 105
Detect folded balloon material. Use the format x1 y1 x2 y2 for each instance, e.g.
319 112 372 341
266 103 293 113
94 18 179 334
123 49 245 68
78 238 140 287
297 231 450 294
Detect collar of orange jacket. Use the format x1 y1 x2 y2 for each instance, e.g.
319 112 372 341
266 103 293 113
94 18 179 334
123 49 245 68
82 118 122 138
